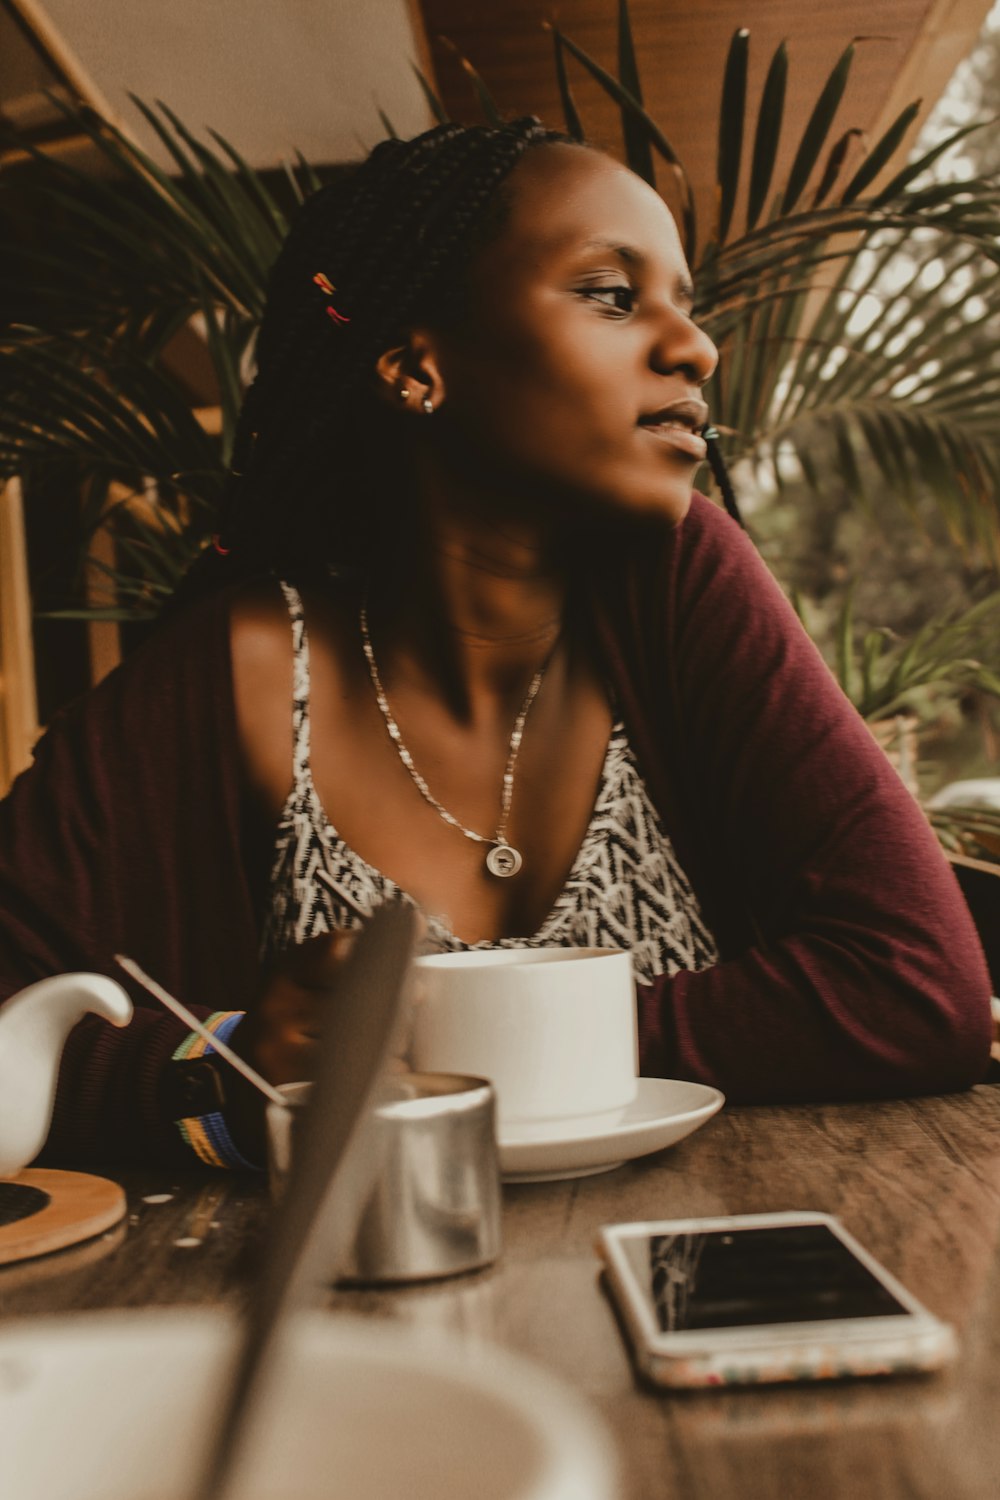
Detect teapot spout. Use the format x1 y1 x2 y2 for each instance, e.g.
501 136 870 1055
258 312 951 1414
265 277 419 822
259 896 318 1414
0 973 133 1177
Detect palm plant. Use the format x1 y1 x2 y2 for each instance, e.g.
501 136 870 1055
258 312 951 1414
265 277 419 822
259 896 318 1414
793 588 1000 722
537 12 1000 557
2 10 999 613
0 96 319 616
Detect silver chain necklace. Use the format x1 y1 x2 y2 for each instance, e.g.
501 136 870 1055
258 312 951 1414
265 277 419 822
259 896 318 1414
359 605 556 878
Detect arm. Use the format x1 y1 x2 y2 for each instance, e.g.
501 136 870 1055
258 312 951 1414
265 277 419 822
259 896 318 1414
0 588 264 1167
634 496 992 1101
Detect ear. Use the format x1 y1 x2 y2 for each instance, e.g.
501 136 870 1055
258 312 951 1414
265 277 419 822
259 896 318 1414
374 329 447 413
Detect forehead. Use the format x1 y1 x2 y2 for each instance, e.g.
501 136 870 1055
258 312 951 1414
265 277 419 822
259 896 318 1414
481 143 687 272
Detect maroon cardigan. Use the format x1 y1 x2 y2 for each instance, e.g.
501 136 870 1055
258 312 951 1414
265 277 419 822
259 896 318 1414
0 495 991 1166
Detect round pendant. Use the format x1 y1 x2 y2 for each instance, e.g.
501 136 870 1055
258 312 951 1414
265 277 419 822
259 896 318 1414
486 842 522 879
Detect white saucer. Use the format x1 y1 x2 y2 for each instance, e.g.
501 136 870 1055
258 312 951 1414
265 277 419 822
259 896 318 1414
498 1077 724 1182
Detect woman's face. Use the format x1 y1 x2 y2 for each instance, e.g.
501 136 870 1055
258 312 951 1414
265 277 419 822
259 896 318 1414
430 143 718 527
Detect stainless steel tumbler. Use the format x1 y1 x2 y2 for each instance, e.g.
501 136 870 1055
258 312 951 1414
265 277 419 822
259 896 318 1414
268 1071 502 1284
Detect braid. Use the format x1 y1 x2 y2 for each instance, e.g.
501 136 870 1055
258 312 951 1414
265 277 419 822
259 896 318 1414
704 429 747 531
209 116 574 583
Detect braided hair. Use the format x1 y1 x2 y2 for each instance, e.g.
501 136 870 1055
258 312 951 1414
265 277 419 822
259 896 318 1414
212 117 577 584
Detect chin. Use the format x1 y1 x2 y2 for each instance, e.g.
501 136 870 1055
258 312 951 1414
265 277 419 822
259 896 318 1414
590 457 699 527
607 479 694 528
655 486 694 527
533 465 696 536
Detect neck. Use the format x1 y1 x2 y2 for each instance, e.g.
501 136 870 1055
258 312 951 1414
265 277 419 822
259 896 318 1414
366 465 571 717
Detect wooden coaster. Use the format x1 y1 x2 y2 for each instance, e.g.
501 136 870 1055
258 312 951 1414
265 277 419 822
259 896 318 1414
0 1168 126 1265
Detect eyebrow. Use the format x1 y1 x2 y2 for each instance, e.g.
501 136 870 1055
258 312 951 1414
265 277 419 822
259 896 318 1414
578 238 695 304
582 238 643 262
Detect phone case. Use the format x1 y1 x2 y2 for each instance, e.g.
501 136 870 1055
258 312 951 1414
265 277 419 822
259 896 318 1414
598 1212 957 1389
637 1325 956 1389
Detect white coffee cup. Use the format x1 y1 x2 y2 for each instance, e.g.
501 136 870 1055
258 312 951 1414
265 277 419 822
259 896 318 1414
411 946 637 1131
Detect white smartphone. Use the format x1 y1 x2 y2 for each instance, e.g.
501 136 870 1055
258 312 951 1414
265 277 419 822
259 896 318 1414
596 1211 956 1389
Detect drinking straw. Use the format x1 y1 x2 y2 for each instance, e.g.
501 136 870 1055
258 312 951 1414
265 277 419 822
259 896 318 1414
115 953 288 1108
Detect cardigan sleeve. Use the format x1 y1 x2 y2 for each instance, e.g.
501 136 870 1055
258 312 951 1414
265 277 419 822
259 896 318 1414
0 587 263 1166
634 495 993 1102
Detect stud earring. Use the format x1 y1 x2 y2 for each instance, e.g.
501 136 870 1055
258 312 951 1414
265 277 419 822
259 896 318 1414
422 397 434 415
399 387 411 401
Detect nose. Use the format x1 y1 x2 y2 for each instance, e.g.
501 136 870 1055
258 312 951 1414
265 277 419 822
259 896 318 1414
651 306 718 387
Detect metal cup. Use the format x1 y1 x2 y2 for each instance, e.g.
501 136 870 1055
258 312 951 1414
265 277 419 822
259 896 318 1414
267 1072 502 1284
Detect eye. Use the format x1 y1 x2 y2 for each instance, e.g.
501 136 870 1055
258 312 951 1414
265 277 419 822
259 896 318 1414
577 284 636 314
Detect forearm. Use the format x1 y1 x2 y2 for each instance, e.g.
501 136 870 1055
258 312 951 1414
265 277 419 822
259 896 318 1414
625 497 992 1103
39 1006 267 1170
637 925 992 1102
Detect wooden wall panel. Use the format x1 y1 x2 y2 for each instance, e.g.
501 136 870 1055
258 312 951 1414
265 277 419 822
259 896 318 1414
417 0 993 250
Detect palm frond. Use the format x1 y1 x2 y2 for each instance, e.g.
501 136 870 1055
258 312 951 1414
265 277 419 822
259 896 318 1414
781 42 856 212
5 23 1000 643
549 27 585 141
716 29 749 244
547 22 697 258
746 40 788 232
616 0 656 187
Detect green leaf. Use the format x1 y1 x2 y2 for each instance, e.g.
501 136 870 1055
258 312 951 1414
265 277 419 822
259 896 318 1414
716 29 749 243
859 628 888 708
617 0 656 186
840 99 921 203
412 64 450 125
290 150 323 200
551 25 697 258
873 117 995 204
144 98 283 283
830 409 865 503
836 587 856 700
205 125 296 229
746 41 787 232
811 128 862 208
781 42 855 213
549 27 585 141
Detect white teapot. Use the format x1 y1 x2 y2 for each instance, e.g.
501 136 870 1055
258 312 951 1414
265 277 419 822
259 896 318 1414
0 973 132 1176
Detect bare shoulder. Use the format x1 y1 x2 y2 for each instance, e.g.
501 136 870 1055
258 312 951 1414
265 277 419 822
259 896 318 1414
229 577 294 675
229 578 297 820
229 577 358 819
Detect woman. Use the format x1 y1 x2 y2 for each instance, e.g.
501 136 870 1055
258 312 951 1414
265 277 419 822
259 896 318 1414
0 119 991 1169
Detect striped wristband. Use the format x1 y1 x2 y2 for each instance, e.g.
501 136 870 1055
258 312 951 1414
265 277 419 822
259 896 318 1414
171 1011 261 1170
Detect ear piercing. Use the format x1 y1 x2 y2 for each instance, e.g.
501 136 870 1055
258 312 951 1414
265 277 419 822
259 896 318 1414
398 389 434 413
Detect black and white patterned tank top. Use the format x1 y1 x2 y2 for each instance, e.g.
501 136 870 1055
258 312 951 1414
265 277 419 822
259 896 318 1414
262 582 718 984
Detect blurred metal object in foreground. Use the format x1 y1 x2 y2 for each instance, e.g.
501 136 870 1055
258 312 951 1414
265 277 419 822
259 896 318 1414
269 1072 502 1284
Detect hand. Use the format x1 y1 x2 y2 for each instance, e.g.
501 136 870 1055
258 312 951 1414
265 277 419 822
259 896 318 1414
221 931 358 1163
225 919 422 1160
237 929 358 1086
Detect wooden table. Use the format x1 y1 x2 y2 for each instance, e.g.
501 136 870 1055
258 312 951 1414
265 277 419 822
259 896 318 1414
4 1086 1000 1500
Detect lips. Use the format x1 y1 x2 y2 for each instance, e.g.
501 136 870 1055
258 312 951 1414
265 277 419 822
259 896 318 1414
637 397 709 461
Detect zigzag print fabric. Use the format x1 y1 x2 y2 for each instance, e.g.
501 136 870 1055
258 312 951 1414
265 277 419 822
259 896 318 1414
262 583 718 985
